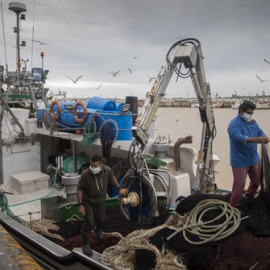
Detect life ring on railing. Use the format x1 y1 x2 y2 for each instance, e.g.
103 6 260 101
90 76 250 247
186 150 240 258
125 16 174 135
49 100 62 120
73 100 88 124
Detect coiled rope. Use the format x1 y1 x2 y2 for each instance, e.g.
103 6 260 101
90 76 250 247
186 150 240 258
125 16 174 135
167 199 243 245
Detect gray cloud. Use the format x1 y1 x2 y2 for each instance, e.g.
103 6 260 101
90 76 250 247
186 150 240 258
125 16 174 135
1 0 270 99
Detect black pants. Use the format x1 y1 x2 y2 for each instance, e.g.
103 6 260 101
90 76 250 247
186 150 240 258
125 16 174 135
82 202 105 233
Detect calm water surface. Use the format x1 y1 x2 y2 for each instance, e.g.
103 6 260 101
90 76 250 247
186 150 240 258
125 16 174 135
154 107 270 189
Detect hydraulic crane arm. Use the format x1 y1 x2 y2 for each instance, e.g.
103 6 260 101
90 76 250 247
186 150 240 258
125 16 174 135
132 38 216 193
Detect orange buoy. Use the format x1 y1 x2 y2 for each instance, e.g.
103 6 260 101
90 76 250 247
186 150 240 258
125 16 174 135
49 100 61 120
73 100 88 124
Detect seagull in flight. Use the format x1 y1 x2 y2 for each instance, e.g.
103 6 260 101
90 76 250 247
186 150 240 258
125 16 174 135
147 74 156 83
108 70 120 77
255 74 270 82
67 75 83 83
127 67 132 74
90 83 103 90
32 40 52 47
264 59 270 65
133 56 139 59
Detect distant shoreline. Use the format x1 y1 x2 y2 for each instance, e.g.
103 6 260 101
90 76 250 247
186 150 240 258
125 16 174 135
134 96 270 108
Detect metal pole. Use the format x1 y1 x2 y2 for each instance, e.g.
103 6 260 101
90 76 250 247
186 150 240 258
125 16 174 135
0 94 24 133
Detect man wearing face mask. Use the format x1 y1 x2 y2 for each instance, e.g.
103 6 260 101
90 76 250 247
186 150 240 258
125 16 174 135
227 100 269 207
77 153 128 256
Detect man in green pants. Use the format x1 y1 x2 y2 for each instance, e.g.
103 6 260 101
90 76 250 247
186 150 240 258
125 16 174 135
77 154 128 256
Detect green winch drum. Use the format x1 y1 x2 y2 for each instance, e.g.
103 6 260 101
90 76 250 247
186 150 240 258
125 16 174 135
62 155 90 173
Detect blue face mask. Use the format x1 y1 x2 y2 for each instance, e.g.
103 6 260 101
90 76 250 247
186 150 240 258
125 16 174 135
242 112 252 122
90 166 102 174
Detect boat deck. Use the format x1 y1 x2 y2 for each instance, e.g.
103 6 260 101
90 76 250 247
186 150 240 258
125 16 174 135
3 185 66 222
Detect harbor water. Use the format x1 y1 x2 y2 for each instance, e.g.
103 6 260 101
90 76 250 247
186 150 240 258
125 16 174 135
154 107 270 190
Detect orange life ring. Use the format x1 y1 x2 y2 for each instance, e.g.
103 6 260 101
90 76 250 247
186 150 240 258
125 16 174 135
49 100 62 120
73 100 88 124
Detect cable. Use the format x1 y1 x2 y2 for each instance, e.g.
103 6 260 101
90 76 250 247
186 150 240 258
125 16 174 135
0 1 8 67
167 199 244 245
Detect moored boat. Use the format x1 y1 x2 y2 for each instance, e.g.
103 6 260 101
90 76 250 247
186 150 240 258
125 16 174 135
2 2 270 270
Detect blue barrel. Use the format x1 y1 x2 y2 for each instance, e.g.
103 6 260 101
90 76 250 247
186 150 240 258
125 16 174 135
36 108 46 122
101 111 132 141
87 96 116 111
59 108 98 128
60 101 76 111
116 103 125 111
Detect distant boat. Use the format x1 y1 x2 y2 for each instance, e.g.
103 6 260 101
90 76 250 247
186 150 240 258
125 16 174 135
255 102 270 110
212 93 224 108
212 102 224 108
231 98 241 109
191 103 199 108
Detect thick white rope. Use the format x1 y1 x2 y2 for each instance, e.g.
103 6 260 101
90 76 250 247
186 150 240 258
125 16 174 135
167 199 242 245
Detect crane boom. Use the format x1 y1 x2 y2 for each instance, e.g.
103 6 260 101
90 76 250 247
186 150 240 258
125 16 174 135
132 38 216 193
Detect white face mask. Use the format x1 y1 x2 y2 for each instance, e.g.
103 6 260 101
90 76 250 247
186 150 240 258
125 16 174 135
90 166 102 174
242 112 252 122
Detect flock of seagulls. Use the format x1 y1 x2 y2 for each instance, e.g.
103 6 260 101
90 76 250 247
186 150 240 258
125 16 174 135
29 39 270 94
255 59 270 83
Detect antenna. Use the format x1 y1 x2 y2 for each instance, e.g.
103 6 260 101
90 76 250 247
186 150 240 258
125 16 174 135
8 2 27 79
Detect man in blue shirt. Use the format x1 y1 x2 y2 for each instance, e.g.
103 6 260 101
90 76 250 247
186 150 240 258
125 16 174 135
227 100 269 207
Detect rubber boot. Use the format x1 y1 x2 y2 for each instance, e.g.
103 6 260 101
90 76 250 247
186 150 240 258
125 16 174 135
81 230 93 256
96 229 104 242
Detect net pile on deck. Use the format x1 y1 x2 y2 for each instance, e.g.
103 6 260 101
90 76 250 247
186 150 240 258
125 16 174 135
248 143 270 236
101 212 187 270
100 186 270 270
101 196 243 270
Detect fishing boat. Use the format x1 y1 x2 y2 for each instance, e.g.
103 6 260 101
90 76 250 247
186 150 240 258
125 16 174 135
255 93 270 110
255 102 270 110
1 2 270 270
231 97 242 109
212 101 224 108
212 93 224 108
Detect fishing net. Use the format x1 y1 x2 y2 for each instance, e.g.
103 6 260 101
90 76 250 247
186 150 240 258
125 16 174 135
100 212 187 270
248 143 270 236
83 113 105 146
99 119 118 162
82 119 98 146
42 110 58 133
210 231 270 270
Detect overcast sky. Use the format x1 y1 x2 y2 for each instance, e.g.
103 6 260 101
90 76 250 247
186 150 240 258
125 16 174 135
1 0 270 99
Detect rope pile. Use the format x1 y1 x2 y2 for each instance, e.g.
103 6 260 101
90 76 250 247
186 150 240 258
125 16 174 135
100 212 187 270
168 199 242 245
101 199 243 269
